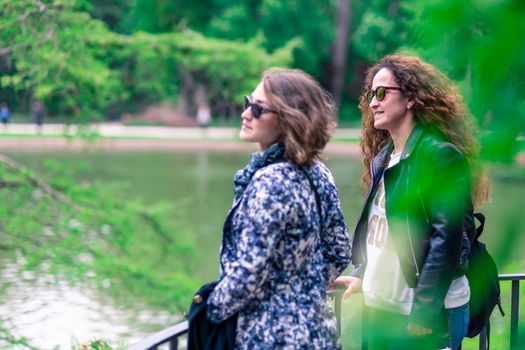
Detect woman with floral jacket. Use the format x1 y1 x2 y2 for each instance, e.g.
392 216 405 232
207 68 351 349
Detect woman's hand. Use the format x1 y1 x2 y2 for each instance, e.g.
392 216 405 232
406 322 433 336
330 276 362 299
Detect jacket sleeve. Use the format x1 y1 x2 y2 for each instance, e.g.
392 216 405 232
319 171 351 284
349 264 365 279
410 144 470 328
207 171 290 323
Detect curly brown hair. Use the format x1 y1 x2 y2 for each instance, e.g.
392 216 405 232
359 53 489 206
263 68 337 166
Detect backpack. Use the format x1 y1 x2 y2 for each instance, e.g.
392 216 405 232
465 213 505 339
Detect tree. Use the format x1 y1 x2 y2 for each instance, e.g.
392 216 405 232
114 30 298 118
81 0 133 32
122 0 218 34
331 0 351 109
0 0 124 119
351 0 411 63
0 0 297 121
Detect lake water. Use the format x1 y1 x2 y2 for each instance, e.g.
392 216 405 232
1 149 524 349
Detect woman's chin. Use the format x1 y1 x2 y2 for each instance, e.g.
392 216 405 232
373 119 387 131
239 131 253 143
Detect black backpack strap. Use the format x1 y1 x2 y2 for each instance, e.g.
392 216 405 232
497 298 505 316
301 167 323 228
473 212 485 239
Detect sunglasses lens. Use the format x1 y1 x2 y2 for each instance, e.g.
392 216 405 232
376 87 385 101
252 104 262 119
366 91 374 104
244 96 262 118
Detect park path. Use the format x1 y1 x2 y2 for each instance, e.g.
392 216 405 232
0 123 362 157
2 123 524 164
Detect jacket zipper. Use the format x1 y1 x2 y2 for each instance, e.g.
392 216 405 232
406 162 421 280
359 160 378 263
418 189 430 225
360 162 375 262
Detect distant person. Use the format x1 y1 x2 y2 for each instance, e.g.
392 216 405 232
194 86 212 129
31 100 44 133
0 102 11 130
196 103 211 128
206 68 351 349
332 53 489 350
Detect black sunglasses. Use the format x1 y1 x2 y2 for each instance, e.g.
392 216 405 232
244 96 277 119
366 86 402 104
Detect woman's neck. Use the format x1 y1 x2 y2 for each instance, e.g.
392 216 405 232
389 118 415 154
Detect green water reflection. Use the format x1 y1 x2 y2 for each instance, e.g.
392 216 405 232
4 150 364 281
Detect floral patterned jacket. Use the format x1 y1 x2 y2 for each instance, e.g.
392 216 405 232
207 157 351 349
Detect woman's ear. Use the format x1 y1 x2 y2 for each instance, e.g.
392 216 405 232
407 99 415 110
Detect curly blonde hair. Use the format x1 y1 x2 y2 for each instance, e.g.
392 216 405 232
263 68 337 166
359 53 489 206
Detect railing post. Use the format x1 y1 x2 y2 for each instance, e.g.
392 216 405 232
479 326 487 350
169 338 178 350
510 279 520 349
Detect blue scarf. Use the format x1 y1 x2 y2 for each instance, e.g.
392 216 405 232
233 143 285 200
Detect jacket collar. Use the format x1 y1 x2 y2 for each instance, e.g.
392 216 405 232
400 122 425 160
371 143 391 179
371 123 426 178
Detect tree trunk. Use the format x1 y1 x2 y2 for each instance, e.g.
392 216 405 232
179 68 196 117
331 0 351 109
388 0 401 16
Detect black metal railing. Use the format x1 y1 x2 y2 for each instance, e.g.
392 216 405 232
127 321 188 350
486 273 525 350
127 273 525 350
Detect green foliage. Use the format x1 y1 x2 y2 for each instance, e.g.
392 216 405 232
0 320 38 350
202 0 336 80
352 0 412 62
79 0 132 32
72 338 115 350
408 0 525 161
90 0 336 96
0 156 199 318
0 0 297 120
118 30 298 115
264 0 335 79
1 0 524 161
204 1 260 41
0 0 124 119
0 319 37 350
127 0 218 34
173 31 298 108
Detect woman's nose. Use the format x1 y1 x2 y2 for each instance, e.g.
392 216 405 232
369 96 379 108
241 107 252 120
